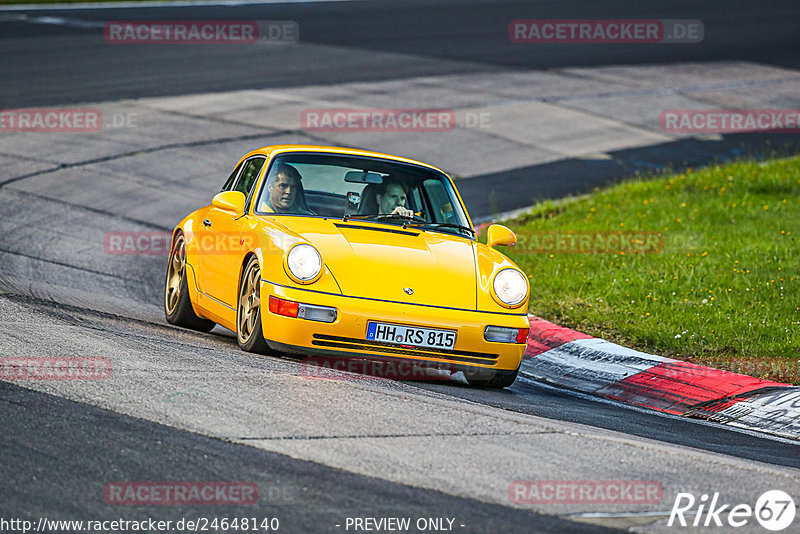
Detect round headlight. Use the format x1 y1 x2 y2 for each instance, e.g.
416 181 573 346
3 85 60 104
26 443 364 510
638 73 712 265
286 244 322 283
492 268 528 307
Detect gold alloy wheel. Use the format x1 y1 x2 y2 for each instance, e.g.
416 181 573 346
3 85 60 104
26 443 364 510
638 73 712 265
165 234 186 316
238 259 261 343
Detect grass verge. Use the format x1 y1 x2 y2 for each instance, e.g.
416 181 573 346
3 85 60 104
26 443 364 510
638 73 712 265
500 155 800 384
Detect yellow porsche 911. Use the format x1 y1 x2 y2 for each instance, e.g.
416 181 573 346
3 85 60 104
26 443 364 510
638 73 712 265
164 145 530 387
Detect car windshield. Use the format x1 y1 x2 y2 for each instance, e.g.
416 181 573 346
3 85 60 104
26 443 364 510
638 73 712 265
253 153 474 238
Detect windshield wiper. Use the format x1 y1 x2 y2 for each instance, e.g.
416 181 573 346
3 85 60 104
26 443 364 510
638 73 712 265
402 221 476 237
343 213 426 223
341 214 473 236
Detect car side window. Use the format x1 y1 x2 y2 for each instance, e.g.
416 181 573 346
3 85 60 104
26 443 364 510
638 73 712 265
421 179 452 223
406 185 427 220
222 162 243 191
233 157 266 196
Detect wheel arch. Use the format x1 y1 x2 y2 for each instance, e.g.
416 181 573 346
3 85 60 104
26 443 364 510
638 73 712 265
238 251 261 294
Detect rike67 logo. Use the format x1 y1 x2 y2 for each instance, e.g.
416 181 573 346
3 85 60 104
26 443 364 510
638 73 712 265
668 490 795 531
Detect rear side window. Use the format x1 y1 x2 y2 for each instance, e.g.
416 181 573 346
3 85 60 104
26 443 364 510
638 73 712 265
222 161 243 191
234 157 266 196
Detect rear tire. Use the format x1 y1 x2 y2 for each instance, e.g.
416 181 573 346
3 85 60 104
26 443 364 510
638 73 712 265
465 367 519 388
237 255 270 354
164 232 216 332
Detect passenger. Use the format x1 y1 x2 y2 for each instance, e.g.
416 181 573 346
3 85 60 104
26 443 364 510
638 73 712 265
261 163 314 215
375 178 413 217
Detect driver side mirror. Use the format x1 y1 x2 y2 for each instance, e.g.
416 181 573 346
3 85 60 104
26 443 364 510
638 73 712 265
486 224 516 248
212 191 246 216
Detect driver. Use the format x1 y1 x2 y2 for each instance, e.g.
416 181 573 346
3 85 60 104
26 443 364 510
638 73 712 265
376 178 413 217
261 163 314 215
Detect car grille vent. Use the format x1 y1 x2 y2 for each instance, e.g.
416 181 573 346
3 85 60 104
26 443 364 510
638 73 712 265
311 334 499 364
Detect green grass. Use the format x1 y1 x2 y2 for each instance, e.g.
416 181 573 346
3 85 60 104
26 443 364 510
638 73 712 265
498 155 800 384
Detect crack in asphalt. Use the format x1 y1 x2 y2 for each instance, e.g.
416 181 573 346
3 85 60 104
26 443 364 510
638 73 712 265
0 294 278 367
0 150 63 165
0 130 286 189
0 292 176 335
236 430 559 441
0 247 141 281
130 103 290 130
539 74 800 103
2 188 172 231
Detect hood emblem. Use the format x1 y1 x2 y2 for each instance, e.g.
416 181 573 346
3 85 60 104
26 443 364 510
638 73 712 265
403 287 414 295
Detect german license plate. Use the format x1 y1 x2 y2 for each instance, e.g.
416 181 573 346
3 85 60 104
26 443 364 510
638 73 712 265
366 322 456 350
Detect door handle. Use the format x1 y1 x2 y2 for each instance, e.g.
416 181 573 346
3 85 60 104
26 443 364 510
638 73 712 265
203 219 212 227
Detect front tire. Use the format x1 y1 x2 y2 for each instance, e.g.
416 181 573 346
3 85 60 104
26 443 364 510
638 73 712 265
164 232 216 332
465 366 519 388
237 255 270 354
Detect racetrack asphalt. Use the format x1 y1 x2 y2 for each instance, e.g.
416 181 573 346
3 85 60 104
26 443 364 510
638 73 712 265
1 1 799 532
1 0 799 106
1 379 618 534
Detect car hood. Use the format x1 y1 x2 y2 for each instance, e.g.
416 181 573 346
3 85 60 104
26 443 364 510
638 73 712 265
276 218 477 310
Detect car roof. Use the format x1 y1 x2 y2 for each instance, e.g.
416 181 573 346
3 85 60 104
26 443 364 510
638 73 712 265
244 145 447 175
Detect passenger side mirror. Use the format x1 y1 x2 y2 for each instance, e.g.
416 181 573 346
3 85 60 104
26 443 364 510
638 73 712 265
212 191 246 216
486 224 517 248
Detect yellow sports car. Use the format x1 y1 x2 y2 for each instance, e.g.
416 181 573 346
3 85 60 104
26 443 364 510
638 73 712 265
164 145 530 387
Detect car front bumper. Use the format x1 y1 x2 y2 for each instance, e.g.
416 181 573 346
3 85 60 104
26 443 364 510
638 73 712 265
260 280 529 373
